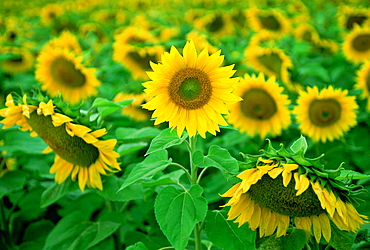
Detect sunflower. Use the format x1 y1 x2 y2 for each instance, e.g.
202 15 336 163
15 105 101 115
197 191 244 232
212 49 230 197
186 30 219 55
294 23 321 44
245 47 294 90
337 5 370 31
0 94 120 191
113 92 152 122
293 86 358 143
43 30 82 54
342 24 370 64
142 40 242 138
221 139 367 243
355 60 370 111
41 3 64 26
247 8 291 37
0 46 34 74
35 46 100 105
226 73 291 139
113 26 164 80
193 10 234 38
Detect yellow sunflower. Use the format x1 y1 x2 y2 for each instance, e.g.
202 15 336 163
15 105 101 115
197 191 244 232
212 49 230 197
245 47 294 90
113 92 152 122
355 60 370 111
35 46 100 105
293 86 358 143
43 30 82 54
41 3 64 26
226 73 291 139
222 143 367 243
193 10 234 38
337 5 370 32
294 23 321 44
342 24 370 64
142 40 242 138
0 46 34 74
186 30 219 55
247 8 291 37
0 94 120 191
113 26 164 80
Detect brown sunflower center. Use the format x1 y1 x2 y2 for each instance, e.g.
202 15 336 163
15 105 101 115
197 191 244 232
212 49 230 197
346 16 367 30
168 68 212 110
257 52 282 78
249 174 325 217
26 112 99 167
206 14 224 33
128 51 157 72
309 98 341 127
50 56 86 88
352 34 370 52
258 14 281 31
302 30 313 42
241 88 277 120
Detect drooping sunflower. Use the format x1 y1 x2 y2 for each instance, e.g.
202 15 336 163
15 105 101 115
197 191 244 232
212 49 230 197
337 5 370 32
245 47 294 90
35 46 100 105
142 40 242 138
342 24 370 64
113 92 152 122
355 60 370 111
247 8 291 37
221 137 367 243
226 73 291 139
113 26 164 80
0 94 120 191
293 86 358 143
0 46 34 74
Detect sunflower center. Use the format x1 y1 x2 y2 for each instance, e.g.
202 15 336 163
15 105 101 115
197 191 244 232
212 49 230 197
168 68 212 110
346 16 367 30
352 34 370 52
258 14 281 31
241 88 277 120
257 52 282 78
249 174 325 217
26 112 99 167
302 30 313 42
309 98 341 127
128 51 157 72
50 56 86 88
206 14 224 33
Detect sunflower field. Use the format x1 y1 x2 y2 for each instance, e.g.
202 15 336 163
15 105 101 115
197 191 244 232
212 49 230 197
1 0 370 249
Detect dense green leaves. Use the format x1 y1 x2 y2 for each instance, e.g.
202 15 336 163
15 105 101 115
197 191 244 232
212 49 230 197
0 170 27 199
155 185 208 250
205 209 256 250
146 128 188 155
40 179 78 208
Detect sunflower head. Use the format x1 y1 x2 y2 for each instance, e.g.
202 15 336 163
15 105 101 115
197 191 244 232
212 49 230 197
248 8 291 37
221 136 367 243
342 24 370 64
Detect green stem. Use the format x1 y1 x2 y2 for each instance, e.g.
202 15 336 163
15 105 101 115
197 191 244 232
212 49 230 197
187 135 202 250
169 162 192 183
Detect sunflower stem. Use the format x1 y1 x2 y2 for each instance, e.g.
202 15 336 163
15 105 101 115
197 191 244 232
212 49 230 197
187 135 202 250
169 162 192 183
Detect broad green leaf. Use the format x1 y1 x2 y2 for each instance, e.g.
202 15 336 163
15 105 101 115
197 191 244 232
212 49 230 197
155 185 208 250
22 220 54 248
115 127 161 141
141 170 185 188
40 179 78 208
290 135 308 155
146 128 188 155
192 145 238 177
118 150 172 191
126 242 149 250
97 175 144 202
0 170 27 199
335 170 370 181
117 142 148 156
205 209 256 250
281 229 306 250
329 222 356 250
0 129 47 154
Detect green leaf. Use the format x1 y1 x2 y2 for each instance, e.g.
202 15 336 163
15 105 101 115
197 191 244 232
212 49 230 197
126 242 149 250
281 229 306 250
115 127 161 141
22 220 54 249
154 185 208 250
290 135 308 155
141 170 185 188
97 175 144 202
0 170 27 199
0 129 47 154
44 211 120 250
117 142 148 156
335 170 370 181
91 97 133 109
146 128 188 155
118 150 172 191
205 209 256 250
329 222 356 250
192 145 239 177
40 179 78 208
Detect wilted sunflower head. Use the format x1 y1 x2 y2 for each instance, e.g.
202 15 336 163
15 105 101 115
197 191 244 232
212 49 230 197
221 136 367 243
